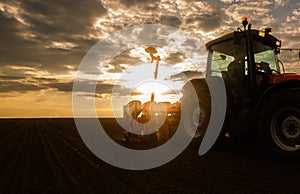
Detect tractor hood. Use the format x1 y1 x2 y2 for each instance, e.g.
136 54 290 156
269 74 300 84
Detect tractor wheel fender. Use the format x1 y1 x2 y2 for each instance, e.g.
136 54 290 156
255 79 300 114
182 78 209 94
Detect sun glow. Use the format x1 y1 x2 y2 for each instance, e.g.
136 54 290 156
132 79 174 102
113 62 183 106
110 62 183 117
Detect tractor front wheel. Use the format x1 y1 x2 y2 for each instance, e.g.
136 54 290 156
182 99 210 142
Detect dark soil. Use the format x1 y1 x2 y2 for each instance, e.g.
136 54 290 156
0 118 299 193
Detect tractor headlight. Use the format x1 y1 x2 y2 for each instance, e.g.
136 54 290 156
259 31 265 37
276 41 281 47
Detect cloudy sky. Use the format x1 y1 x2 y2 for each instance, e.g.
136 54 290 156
0 0 299 118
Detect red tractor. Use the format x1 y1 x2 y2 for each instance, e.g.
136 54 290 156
182 17 300 158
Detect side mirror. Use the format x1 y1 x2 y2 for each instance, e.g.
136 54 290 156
220 55 226 60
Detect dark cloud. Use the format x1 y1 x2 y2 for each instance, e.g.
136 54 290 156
161 89 180 95
0 77 127 95
32 77 60 82
159 15 182 27
130 91 144 96
21 0 106 36
185 13 225 32
2 5 14 18
108 50 143 73
0 66 36 81
164 52 186 64
79 93 105 99
0 15 84 74
166 70 203 81
0 75 25 80
0 0 107 74
0 15 35 63
46 80 117 94
48 80 133 97
46 82 74 92
118 0 158 9
105 65 126 73
111 84 133 95
0 81 46 92
0 76 64 93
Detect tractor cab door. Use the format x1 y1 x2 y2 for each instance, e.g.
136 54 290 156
207 39 249 111
252 41 281 93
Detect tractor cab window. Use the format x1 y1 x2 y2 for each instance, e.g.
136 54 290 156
253 42 279 74
210 51 234 76
208 39 280 77
207 40 247 77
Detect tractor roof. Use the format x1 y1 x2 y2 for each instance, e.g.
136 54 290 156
205 32 235 49
205 29 281 54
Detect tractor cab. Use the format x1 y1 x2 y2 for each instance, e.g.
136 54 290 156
205 27 282 102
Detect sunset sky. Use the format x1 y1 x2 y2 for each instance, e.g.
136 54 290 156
0 0 299 118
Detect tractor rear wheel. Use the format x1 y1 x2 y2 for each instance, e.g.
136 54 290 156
258 89 300 158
